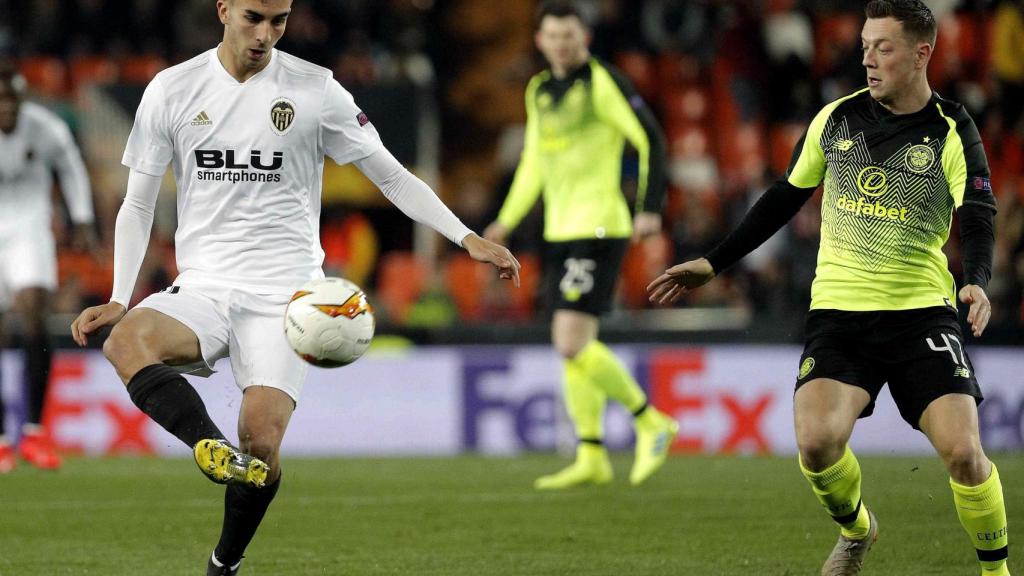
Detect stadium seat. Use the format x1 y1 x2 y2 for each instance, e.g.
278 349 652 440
708 59 739 159
812 13 861 75
662 86 709 129
666 122 710 155
619 233 672 309
444 252 487 320
955 13 981 66
58 251 114 302
68 55 118 94
507 252 539 318
1002 133 1023 175
375 251 428 323
321 213 379 288
614 51 658 103
444 252 539 322
656 51 701 91
119 55 167 85
931 15 966 87
932 12 993 83
975 13 995 81
768 123 805 175
715 121 766 181
18 56 68 97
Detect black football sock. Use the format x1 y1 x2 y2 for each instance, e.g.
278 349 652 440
127 364 225 448
214 474 282 566
23 333 53 425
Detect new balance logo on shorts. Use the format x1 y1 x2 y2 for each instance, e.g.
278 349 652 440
162 286 181 294
926 333 971 378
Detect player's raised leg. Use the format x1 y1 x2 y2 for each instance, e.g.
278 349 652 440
12 286 61 469
102 307 266 487
208 386 293 576
920 394 1010 576
535 309 677 489
795 378 877 576
576 333 678 486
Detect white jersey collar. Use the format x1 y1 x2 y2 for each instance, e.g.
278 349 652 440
209 44 277 86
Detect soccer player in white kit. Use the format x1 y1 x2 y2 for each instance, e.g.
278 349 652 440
69 1 520 574
0 62 96 473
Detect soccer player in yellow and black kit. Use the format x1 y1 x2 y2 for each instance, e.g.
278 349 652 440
649 1 1009 575
484 1 677 489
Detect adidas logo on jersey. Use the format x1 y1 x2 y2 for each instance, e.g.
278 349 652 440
191 111 213 127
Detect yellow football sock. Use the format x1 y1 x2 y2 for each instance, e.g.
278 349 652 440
800 445 872 539
563 354 606 441
574 340 647 414
951 463 1009 576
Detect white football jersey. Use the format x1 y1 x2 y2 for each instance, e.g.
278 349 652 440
122 47 384 293
0 101 93 231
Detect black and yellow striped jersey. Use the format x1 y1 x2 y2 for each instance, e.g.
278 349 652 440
496 57 666 242
786 88 996 311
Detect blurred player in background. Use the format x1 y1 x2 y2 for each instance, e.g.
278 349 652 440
484 0 676 490
649 1 1010 574
0 61 96 473
69 0 520 574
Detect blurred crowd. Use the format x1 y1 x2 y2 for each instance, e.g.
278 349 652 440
2 0 1022 335
428 0 1024 334
0 0 437 86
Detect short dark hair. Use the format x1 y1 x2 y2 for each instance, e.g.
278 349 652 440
865 0 937 45
535 0 587 30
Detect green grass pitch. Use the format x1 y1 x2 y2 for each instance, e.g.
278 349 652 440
0 454 1021 575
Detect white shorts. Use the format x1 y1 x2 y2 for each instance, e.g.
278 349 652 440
0 226 57 308
135 285 309 402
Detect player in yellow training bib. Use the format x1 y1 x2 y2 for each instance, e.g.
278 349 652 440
484 1 678 490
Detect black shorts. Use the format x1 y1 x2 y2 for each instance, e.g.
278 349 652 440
795 306 983 429
542 238 629 316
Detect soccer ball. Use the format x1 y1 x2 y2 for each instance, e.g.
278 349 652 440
284 277 375 368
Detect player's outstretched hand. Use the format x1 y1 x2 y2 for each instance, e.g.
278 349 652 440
959 284 991 337
647 257 716 305
482 221 509 245
631 212 662 243
462 233 521 287
71 301 127 347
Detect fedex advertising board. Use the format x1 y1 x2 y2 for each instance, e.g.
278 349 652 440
0 346 1019 456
